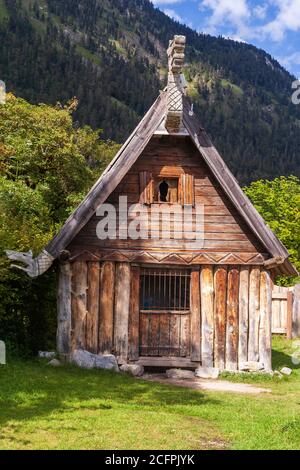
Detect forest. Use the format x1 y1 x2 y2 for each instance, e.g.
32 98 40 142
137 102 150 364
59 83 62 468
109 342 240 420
0 0 299 184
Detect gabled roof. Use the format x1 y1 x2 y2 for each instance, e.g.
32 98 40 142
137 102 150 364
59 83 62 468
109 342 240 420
42 90 297 276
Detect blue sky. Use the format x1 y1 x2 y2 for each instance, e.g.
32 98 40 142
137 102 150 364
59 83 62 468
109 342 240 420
152 0 300 78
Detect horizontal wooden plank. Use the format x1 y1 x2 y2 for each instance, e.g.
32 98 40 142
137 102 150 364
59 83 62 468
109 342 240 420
72 236 260 251
136 357 198 368
79 221 249 237
272 327 287 334
272 293 288 300
108 212 244 225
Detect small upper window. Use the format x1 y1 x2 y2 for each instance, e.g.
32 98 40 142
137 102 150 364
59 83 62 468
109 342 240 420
159 180 169 202
156 178 179 203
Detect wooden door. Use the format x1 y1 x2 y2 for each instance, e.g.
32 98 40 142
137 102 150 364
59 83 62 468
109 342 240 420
139 268 191 357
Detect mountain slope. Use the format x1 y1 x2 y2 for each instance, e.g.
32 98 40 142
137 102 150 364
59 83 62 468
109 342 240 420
0 0 299 183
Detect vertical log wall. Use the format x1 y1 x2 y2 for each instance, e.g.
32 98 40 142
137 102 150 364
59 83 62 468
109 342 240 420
57 261 273 371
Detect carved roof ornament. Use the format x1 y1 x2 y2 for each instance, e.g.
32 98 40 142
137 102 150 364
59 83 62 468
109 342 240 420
165 35 187 133
6 249 55 278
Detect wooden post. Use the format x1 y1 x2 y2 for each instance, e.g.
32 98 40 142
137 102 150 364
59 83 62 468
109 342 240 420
86 262 100 354
259 270 272 372
99 262 115 354
214 266 227 370
71 261 88 350
225 267 239 371
200 266 214 368
286 291 293 340
293 284 300 338
128 266 140 361
238 267 249 369
248 267 260 362
57 262 72 358
190 268 201 362
114 262 131 364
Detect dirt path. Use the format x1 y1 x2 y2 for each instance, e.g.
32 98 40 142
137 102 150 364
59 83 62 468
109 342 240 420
142 373 272 394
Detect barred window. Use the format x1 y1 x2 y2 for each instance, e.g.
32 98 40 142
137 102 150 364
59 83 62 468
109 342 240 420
140 268 191 313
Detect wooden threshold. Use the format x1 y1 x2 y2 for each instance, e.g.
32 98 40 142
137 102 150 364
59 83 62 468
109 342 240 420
272 328 287 335
135 356 200 369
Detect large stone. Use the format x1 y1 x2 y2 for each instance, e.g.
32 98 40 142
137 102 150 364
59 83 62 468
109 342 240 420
240 361 265 373
38 351 56 359
166 369 195 380
120 364 144 377
280 367 292 376
195 367 220 379
71 350 119 372
48 359 61 367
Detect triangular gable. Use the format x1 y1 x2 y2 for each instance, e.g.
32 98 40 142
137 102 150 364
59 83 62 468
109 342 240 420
43 93 296 276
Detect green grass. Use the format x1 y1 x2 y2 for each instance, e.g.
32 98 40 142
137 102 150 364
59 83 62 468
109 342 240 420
76 45 102 66
0 336 300 450
221 79 244 97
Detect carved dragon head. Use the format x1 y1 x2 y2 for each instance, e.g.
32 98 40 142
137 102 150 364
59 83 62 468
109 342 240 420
5 250 35 276
5 249 54 278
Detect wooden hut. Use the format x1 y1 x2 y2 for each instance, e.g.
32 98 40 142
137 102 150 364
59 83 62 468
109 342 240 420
7 36 297 372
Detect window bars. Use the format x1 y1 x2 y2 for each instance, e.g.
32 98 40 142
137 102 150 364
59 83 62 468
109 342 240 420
140 268 191 313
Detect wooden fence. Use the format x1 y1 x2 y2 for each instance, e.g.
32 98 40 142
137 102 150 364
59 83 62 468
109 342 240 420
272 284 300 339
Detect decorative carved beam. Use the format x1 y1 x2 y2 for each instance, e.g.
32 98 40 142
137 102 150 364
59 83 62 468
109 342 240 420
165 35 186 133
263 256 285 270
6 249 55 278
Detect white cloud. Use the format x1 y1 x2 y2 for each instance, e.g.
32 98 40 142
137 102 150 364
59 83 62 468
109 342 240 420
163 8 184 22
263 0 300 41
152 0 183 4
198 0 300 42
280 51 300 68
253 4 268 20
199 0 251 35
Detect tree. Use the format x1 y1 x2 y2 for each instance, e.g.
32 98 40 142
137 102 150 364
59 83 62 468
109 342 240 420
244 176 300 285
0 94 119 354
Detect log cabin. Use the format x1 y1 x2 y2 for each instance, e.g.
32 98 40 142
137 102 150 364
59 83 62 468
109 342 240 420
7 36 297 372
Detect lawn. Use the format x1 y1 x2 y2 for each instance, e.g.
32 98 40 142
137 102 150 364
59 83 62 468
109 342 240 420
0 336 300 450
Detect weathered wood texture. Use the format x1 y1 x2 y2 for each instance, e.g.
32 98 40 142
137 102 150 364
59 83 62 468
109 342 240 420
293 285 300 338
44 91 295 278
71 261 88 350
57 262 72 356
199 265 271 370
200 266 214 367
69 137 266 258
225 267 239 371
86 262 100 353
272 284 300 338
128 266 140 360
139 171 153 205
214 266 227 369
99 262 115 354
238 267 249 367
114 262 131 363
139 313 190 357
64 260 275 370
190 269 201 362
248 267 261 362
259 270 272 372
